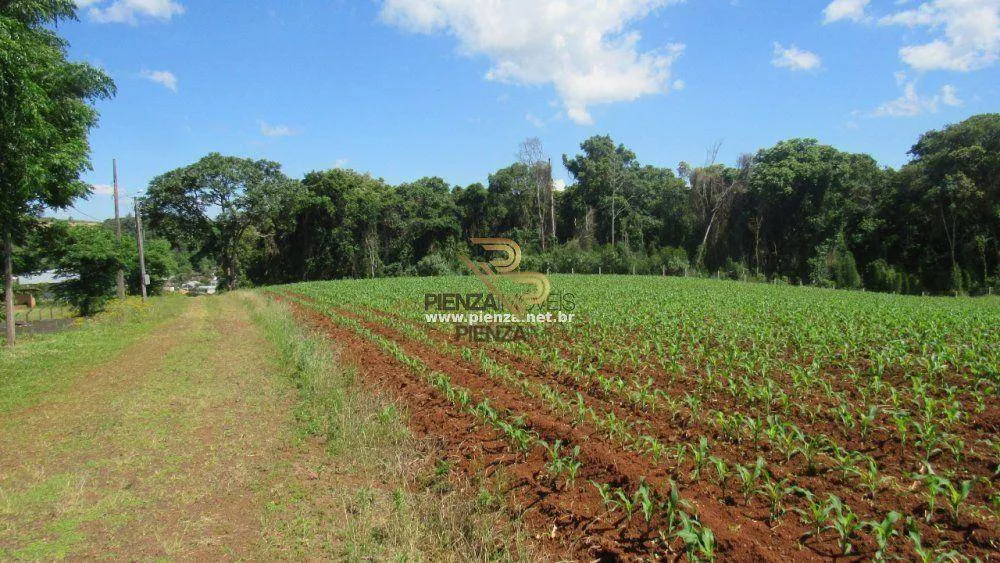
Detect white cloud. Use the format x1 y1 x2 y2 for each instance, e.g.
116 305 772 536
90 183 115 196
259 121 297 137
380 0 685 125
941 84 963 105
333 158 349 168
771 43 823 71
823 0 871 23
873 76 963 116
525 113 546 128
140 69 177 92
878 0 1000 71
78 0 185 24
553 179 567 191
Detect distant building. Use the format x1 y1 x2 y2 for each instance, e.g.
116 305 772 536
14 270 77 287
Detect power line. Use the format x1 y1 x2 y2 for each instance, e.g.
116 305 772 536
66 205 104 222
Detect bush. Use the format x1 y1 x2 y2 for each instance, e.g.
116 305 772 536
415 252 456 277
867 260 904 293
809 234 861 289
657 246 690 276
722 259 750 281
951 264 964 294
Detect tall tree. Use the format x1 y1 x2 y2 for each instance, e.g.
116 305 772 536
383 177 461 268
264 168 390 282
0 0 115 348
144 154 297 290
563 135 637 246
454 183 489 239
746 139 883 281
518 137 552 251
680 144 752 269
899 114 1000 291
486 163 536 239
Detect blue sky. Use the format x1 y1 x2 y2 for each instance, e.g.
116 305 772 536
59 0 999 221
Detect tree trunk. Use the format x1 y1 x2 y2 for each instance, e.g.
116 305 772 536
4 234 15 350
537 180 546 251
549 175 557 244
611 198 616 248
695 210 718 269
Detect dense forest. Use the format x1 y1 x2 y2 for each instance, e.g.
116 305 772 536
137 114 1000 296
18 113 1000 313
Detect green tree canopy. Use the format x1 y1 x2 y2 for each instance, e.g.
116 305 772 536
144 153 298 290
1 0 115 346
896 114 1000 290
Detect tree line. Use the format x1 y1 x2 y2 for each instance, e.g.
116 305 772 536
137 114 1000 297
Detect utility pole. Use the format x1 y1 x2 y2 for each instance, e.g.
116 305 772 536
113 159 126 299
4 235 14 350
134 198 148 301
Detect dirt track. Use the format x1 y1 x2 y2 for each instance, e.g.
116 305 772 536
0 297 324 559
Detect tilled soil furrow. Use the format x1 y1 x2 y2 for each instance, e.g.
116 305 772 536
281 294 815 561
340 299 999 559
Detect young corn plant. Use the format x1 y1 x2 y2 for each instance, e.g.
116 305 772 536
543 440 582 488
760 476 795 523
866 511 900 562
830 447 866 482
795 491 830 542
613 486 636 521
573 392 593 426
628 378 657 411
853 458 891 500
794 432 828 476
907 523 961 563
642 435 668 463
834 403 857 439
713 411 742 443
736 457 767 506
943 434 966 463
591 481 616 514
914 420 943 462
674 512 716 562
825 494 863 556
937 477 974 526
660 479 693 535
858 405 879 442
744 416 765 446
633 479 658 524
684 392 703 422
709 456 731 502
892 409 912 454
688 437 711 480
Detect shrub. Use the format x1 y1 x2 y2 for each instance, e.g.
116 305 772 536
809 234 861 290
867 260 904 293
415 252 456 277
657 246 690 275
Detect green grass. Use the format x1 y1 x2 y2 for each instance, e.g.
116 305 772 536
244 292 536 561
1 291 535 560
0 296 188 415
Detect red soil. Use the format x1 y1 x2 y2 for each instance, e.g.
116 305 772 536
273 292 999 561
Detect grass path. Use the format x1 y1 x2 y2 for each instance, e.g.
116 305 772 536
0 296 304 559
0 293 534 561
